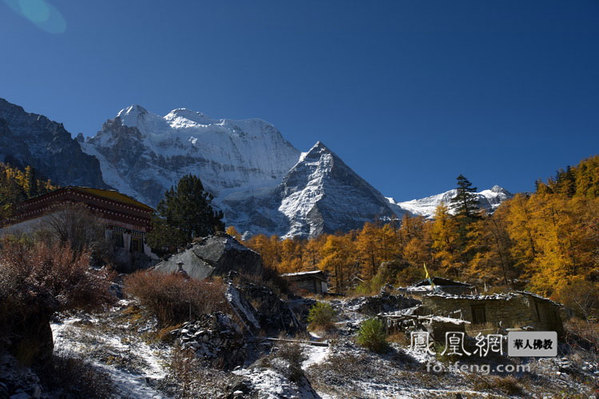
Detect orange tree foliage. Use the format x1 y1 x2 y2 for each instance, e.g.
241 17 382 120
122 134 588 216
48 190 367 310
238 155 599 311
0 163 55 220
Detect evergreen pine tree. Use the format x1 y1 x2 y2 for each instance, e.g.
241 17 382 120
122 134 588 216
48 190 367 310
155 174 224 241
450 174 480 219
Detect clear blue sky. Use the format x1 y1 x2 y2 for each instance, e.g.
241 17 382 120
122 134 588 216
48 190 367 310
1 0 598 200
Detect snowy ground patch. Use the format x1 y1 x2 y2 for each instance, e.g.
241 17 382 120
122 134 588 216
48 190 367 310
51 301 171 399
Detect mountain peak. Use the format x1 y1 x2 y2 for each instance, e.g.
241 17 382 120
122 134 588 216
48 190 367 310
116 105 148 126
490 185 508 193
306 140 333 155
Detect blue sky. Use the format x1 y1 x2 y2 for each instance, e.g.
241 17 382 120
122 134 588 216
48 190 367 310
1 0 598 200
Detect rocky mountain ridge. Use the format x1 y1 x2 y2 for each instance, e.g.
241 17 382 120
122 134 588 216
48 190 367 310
0 98 106 188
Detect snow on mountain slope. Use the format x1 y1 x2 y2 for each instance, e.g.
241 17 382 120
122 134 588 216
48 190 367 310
389 185 513 219
81 103 511 237
82 105 301 206
83 106 404 238
222 142 402 238
277 142 401 237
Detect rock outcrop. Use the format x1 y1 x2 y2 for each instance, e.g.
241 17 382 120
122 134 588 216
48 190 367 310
153 234 263 280
226 272 301 335
173 312 247 370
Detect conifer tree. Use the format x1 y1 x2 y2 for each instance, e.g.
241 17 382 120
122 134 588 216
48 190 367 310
155 174 224 242
451 174 480 219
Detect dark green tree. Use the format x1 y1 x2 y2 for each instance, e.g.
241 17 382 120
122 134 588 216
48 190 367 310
155 174 224 242
450 174 480 219
146 216 188 256
448 175 480 272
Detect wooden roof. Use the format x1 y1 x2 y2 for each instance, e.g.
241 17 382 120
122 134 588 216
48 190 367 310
5 186 154 232
71 187 154 211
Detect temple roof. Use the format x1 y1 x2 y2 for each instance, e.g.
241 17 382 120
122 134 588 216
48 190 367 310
70 187 154 211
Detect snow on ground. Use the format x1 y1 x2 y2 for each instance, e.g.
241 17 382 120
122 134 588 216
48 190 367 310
45 294 597 398
51 301 171 399
302 344 329 369
233 366 311 399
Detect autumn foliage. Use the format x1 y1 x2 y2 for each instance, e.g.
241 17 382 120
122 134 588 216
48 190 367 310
0 163 55 220
237 155 599 317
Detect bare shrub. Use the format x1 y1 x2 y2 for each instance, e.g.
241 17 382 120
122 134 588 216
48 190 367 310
124 271 228 326
167 345 236 398
0 239 114 364
565 318 599 355
38 203 114 265
0 239 114 314
168 345 200 398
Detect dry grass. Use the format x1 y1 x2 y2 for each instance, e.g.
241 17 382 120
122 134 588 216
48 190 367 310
470 375 523 396
387 332 410 346
156 323 183 343
124 270 229 326
564 318 599 354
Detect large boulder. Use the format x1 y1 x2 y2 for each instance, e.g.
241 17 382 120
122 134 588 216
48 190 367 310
153 234 262 280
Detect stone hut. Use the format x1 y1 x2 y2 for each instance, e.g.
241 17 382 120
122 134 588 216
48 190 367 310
401 277 475 297
281 270 328 294
421 291 564 335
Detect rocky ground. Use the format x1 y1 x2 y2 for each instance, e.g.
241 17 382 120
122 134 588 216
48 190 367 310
2 293 598 398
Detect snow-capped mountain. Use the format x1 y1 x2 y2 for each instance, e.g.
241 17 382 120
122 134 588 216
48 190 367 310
221 141 402 238
1 98 514 237
81 105 405 238
81 105 300 207
0 98 106 187
388 185 513 219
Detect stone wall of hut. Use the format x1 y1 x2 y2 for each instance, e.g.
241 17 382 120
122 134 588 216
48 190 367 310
421 294 563 334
